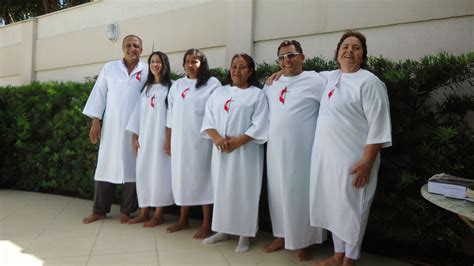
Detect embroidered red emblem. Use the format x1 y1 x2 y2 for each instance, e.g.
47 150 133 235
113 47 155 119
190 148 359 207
328 88 335 99
136 71 141 81
224 98 232 113
181 87 190 99
279 86 287 104
151 95 155 108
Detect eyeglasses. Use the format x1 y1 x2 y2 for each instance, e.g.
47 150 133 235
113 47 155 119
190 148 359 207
278 52 301 61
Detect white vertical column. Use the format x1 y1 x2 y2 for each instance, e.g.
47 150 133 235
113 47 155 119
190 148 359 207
226 0 255 66
21 18 37 85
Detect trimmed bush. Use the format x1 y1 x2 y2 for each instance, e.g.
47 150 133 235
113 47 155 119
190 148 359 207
0 81 96 198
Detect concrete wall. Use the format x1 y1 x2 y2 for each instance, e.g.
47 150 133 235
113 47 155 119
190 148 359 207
0 0 472 86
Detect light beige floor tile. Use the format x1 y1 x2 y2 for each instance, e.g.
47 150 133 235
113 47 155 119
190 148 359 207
158 247 228 264
0 222 44 240
0 204 16 221
21 236 96 259
0 190 415 266
219 245 296 265
2 208 63 225
155 229 231 251
91 230 156 255
160 264 229 266
42 256 89 266
24 195 73 210
257 262 295 266
88 251 159 266
37 222 102 240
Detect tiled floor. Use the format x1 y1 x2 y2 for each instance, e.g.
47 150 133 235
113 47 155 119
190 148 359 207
0 190 410 266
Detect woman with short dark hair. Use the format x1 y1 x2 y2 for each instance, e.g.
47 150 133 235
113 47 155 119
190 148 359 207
310 31 392 266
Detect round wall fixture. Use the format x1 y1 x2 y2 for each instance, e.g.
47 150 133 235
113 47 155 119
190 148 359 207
106 23 119 42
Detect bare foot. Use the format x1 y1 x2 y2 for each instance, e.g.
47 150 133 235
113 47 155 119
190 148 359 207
128 215 149 225
166 221 190 233
342 257 356 266
263 237 284 253
144 216 164 227
314 254 344 266
193 225 211 239
120 213 131 224
297 246 311 261
82 213 105 224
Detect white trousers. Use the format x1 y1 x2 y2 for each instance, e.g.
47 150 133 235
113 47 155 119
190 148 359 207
332 233 361 260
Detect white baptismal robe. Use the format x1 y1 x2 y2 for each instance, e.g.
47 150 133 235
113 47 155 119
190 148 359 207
263 71 326 250
201 85 269 237
309 69 392 246
125 84 174 208
83 60 148 184
166 77 222 205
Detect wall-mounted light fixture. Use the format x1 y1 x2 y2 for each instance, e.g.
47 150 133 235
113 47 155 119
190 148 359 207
106 23 119 42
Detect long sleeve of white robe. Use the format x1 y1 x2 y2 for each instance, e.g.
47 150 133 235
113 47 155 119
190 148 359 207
166 77 221 205
82 60 148 184
201 85 268 237
309 69 392 246
263 71 327 250
126 84 173 208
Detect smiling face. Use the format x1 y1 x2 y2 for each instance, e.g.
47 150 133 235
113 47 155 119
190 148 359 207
278 44 305 77
337 36 364 73
149 54 163 82
183 53 201 79
122 36 143 64
230 56 252 89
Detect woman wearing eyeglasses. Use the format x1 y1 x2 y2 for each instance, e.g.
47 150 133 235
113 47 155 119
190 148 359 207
309 31 392 266
201 53 268 253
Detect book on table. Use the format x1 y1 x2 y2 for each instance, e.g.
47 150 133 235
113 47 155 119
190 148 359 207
428 173 474 200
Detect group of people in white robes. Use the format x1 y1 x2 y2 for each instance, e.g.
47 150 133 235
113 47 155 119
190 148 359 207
82 31 392 266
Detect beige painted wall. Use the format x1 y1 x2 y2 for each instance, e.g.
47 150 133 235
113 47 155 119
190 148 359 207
0 0 472 86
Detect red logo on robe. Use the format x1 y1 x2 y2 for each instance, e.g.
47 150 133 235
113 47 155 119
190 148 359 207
151 95 155 108
136 71 142 81
224 98 232 113
279 86 287 104
181 87 190 99
328 88 335 99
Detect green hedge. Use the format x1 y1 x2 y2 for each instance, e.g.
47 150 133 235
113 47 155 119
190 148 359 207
1 52 473 264
0 81 97 198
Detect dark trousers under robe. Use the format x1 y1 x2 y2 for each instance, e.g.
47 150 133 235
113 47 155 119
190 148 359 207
93 181 138 215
